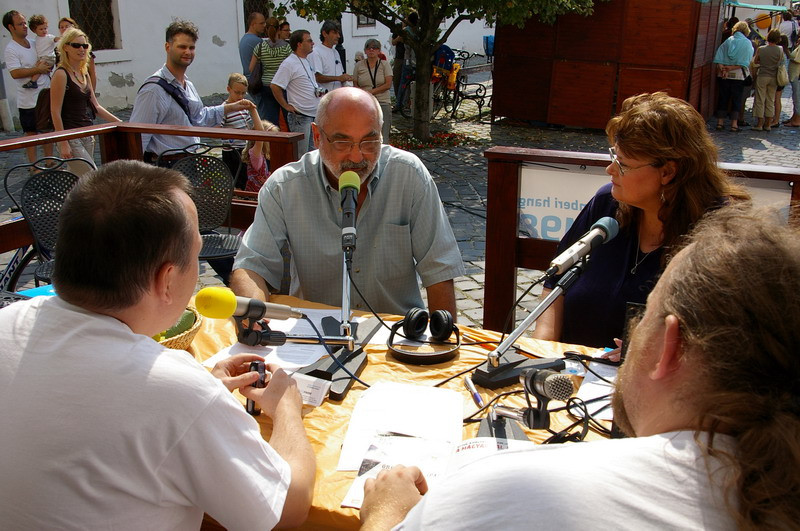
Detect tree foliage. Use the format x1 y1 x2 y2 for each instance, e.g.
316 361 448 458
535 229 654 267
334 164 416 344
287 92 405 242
268 0 603 139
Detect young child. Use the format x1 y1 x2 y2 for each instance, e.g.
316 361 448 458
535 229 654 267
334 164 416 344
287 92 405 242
25 15 59 89
220 73 253 189
242 115 279 193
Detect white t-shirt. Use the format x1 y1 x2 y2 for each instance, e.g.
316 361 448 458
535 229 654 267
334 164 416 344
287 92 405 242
35 33 58 60
271 53 320 117
397 431 735 530
0 297 291 530
779 19 797 41
309 44 345 92
4 38 50 108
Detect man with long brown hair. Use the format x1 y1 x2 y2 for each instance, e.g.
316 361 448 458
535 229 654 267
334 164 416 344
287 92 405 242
360 203 800 530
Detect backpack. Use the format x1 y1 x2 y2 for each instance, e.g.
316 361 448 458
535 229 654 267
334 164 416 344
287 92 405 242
432 44 455 71
138 76 191 119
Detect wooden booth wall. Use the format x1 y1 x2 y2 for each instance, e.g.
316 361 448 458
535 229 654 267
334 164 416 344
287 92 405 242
492 0 724 128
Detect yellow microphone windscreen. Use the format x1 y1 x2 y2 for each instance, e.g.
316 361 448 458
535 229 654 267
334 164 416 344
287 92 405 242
195 286 237 319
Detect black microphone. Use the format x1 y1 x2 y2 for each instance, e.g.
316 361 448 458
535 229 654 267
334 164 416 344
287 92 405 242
523 368 575 402
339 170 360 254
547 217 619 276
493 369 575 431
195 287 304 320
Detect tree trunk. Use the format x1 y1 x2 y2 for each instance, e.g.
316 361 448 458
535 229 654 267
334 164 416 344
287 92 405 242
411 51 433 140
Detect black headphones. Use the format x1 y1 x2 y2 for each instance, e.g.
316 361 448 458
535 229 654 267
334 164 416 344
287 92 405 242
387 308 460 365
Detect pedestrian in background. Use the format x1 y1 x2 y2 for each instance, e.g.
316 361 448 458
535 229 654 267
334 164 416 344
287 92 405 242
713 20 753 132
752 29 784 132
353 39 393 142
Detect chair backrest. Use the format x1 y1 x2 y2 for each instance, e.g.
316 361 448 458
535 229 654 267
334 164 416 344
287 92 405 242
171 154 235 232
4 157 94 212
19 169 81 256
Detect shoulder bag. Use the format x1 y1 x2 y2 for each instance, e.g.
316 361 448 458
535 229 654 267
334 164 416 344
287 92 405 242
35 88 53 132
777 48 789 86
248 42 264 96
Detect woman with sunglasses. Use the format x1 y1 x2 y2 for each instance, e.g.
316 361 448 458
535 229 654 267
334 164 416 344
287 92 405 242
50 28 121 174
533 92 748 348
57 17 96 89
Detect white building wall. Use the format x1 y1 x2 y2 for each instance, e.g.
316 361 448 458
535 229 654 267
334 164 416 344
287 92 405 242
2 1 491 119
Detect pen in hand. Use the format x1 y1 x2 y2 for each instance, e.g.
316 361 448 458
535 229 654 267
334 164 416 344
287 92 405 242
464 375 485 408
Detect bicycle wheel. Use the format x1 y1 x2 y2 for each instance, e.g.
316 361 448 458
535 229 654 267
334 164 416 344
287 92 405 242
1 247 37 293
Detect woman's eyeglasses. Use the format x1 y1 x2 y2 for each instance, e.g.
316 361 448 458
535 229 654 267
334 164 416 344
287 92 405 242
68 42 90 49
608 147 656 176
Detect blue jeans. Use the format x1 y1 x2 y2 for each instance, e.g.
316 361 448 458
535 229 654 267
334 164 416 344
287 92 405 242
257 84 284 127
791 78 800 116
394 64 415 110
288 112 315 154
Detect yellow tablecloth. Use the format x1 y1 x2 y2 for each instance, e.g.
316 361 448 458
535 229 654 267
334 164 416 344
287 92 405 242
190 296 605 530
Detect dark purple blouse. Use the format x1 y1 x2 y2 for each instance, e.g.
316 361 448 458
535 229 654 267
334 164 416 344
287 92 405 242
543 183 662 348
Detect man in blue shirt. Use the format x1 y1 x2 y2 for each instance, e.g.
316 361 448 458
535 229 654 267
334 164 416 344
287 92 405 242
130 19 254 165
239 11 266 76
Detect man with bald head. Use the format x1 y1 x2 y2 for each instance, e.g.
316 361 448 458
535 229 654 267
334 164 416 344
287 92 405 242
231 87 464 316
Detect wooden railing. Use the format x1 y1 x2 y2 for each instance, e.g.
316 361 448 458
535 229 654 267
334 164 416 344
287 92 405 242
482 146 800 332
0 122 302 254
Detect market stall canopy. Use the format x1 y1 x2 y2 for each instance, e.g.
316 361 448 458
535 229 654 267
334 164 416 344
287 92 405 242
724 0 788 11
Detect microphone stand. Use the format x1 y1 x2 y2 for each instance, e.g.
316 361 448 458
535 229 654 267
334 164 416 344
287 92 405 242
472 260 587 389
477 405 531 441
295 202 379 400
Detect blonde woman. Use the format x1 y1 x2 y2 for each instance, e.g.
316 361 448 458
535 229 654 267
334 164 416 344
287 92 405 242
57 17 96 89
50 28 121 174
242 105 280 192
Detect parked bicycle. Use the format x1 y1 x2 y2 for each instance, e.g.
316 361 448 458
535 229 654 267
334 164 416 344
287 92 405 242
396 44 486 121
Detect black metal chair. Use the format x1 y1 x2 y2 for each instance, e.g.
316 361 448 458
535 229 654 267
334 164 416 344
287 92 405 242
159 144 242 264
0 290 31 309
4 157 93 287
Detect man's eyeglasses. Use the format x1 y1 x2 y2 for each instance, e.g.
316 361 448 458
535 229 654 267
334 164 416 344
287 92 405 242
608 147 656 176
319 127 381 154
68 42 90 49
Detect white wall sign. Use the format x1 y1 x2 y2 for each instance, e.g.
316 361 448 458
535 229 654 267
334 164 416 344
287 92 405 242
519 162 794 242
518 163 608 241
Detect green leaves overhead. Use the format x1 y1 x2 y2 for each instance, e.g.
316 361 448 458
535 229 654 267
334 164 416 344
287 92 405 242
266 0 603 139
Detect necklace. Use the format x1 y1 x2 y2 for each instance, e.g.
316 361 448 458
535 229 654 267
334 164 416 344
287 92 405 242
67 64 86 86
631 233 656 275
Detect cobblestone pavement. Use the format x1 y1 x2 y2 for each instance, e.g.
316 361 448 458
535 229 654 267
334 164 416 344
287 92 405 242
2 82 798 331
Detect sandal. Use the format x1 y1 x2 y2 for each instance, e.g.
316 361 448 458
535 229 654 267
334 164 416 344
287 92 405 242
751 126 763 131
715 124 724 131
730 126 740 132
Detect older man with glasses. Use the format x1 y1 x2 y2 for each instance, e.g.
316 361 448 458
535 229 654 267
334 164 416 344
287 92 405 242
231 87 464 317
